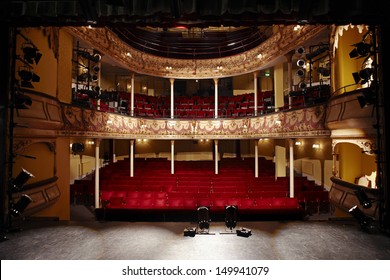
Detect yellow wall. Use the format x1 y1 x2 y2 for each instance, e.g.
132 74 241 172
16 28 58 96
338 142 376 184
334 25 369 94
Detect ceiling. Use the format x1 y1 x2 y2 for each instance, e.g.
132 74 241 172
1 0 386 27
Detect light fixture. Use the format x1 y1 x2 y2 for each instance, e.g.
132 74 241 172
18 69 40 88
296 69 305 77
297 59 306 67
78 50 101 63
197 206 210 234
295 141 302 146
71 143 85 154
9 169 34 193
317 67 330 77
14 93 32 109
349 42 372 59
357 88 376 108
22 44 42 65
352 68 373 85
305 45 329 60
312 143 320 149
298 81 307 89
349 205 373 232
354 188 373 209
296 46 305 56
10 194 33 217
225 205 238 231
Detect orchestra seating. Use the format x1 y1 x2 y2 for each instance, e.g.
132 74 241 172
73 158 329 221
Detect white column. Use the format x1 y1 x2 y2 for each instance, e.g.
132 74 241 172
130 73 135 116
130 139 134 177
214 78 218 118
254 139 259 178
253 72 258 116
214 140 219 174
112 139 116 163
289 139 295 198
170 78 175 119
171 140 175 174
94 139 101 208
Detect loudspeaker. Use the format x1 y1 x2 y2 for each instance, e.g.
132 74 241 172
236 227 252 237
72 143 85 154
184 227 196 237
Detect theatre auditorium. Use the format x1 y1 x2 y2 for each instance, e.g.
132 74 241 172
1 0 390 260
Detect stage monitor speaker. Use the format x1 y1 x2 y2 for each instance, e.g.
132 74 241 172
183 227 196 237
236 227 252 237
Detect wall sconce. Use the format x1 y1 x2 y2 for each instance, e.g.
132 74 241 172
295 141 302 146
312 143 320 149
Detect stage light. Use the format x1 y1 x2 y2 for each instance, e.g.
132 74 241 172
354 188 373 209
357 89 376 108
78 50 101 63
349 42 372 59
10 194 33 217
18 69 40 88
352 68 373 85
77 72 89 82
298 82 307 89
296 69 305 77
197 206 210 234
297 59 305 67
296 46 305 56
14 93 32 109
72 143 85 154
349 205 373 232
306 45 329 60
22 45 42 65
9 169 34 192
225 205 238 231
317 67 330 77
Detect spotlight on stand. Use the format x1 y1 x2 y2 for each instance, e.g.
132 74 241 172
349 205 373 232
197 206 210 234
78 50 101 63
224 205 238 232
22 44 42 65
9 168 34 193
10 194 33 217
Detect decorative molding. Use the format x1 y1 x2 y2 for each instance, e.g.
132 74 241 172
66 25 328 79
332 138 376 155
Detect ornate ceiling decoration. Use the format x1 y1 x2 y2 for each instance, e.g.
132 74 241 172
67 24 328 79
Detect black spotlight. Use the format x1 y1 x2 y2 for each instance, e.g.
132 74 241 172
18 69 40 88
14 93 33 109
78 50 101 63
9 169 34 193
297 59 305 67
197 206 210 234
296 69 305 77
225 205 238 231
349 42 372 59
357 89 376 108
22 45 42 64
72 143 85 154
10 194 33 217
349 205 373 232
354 188 373 209
317 67 330 77
352 68 373 85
